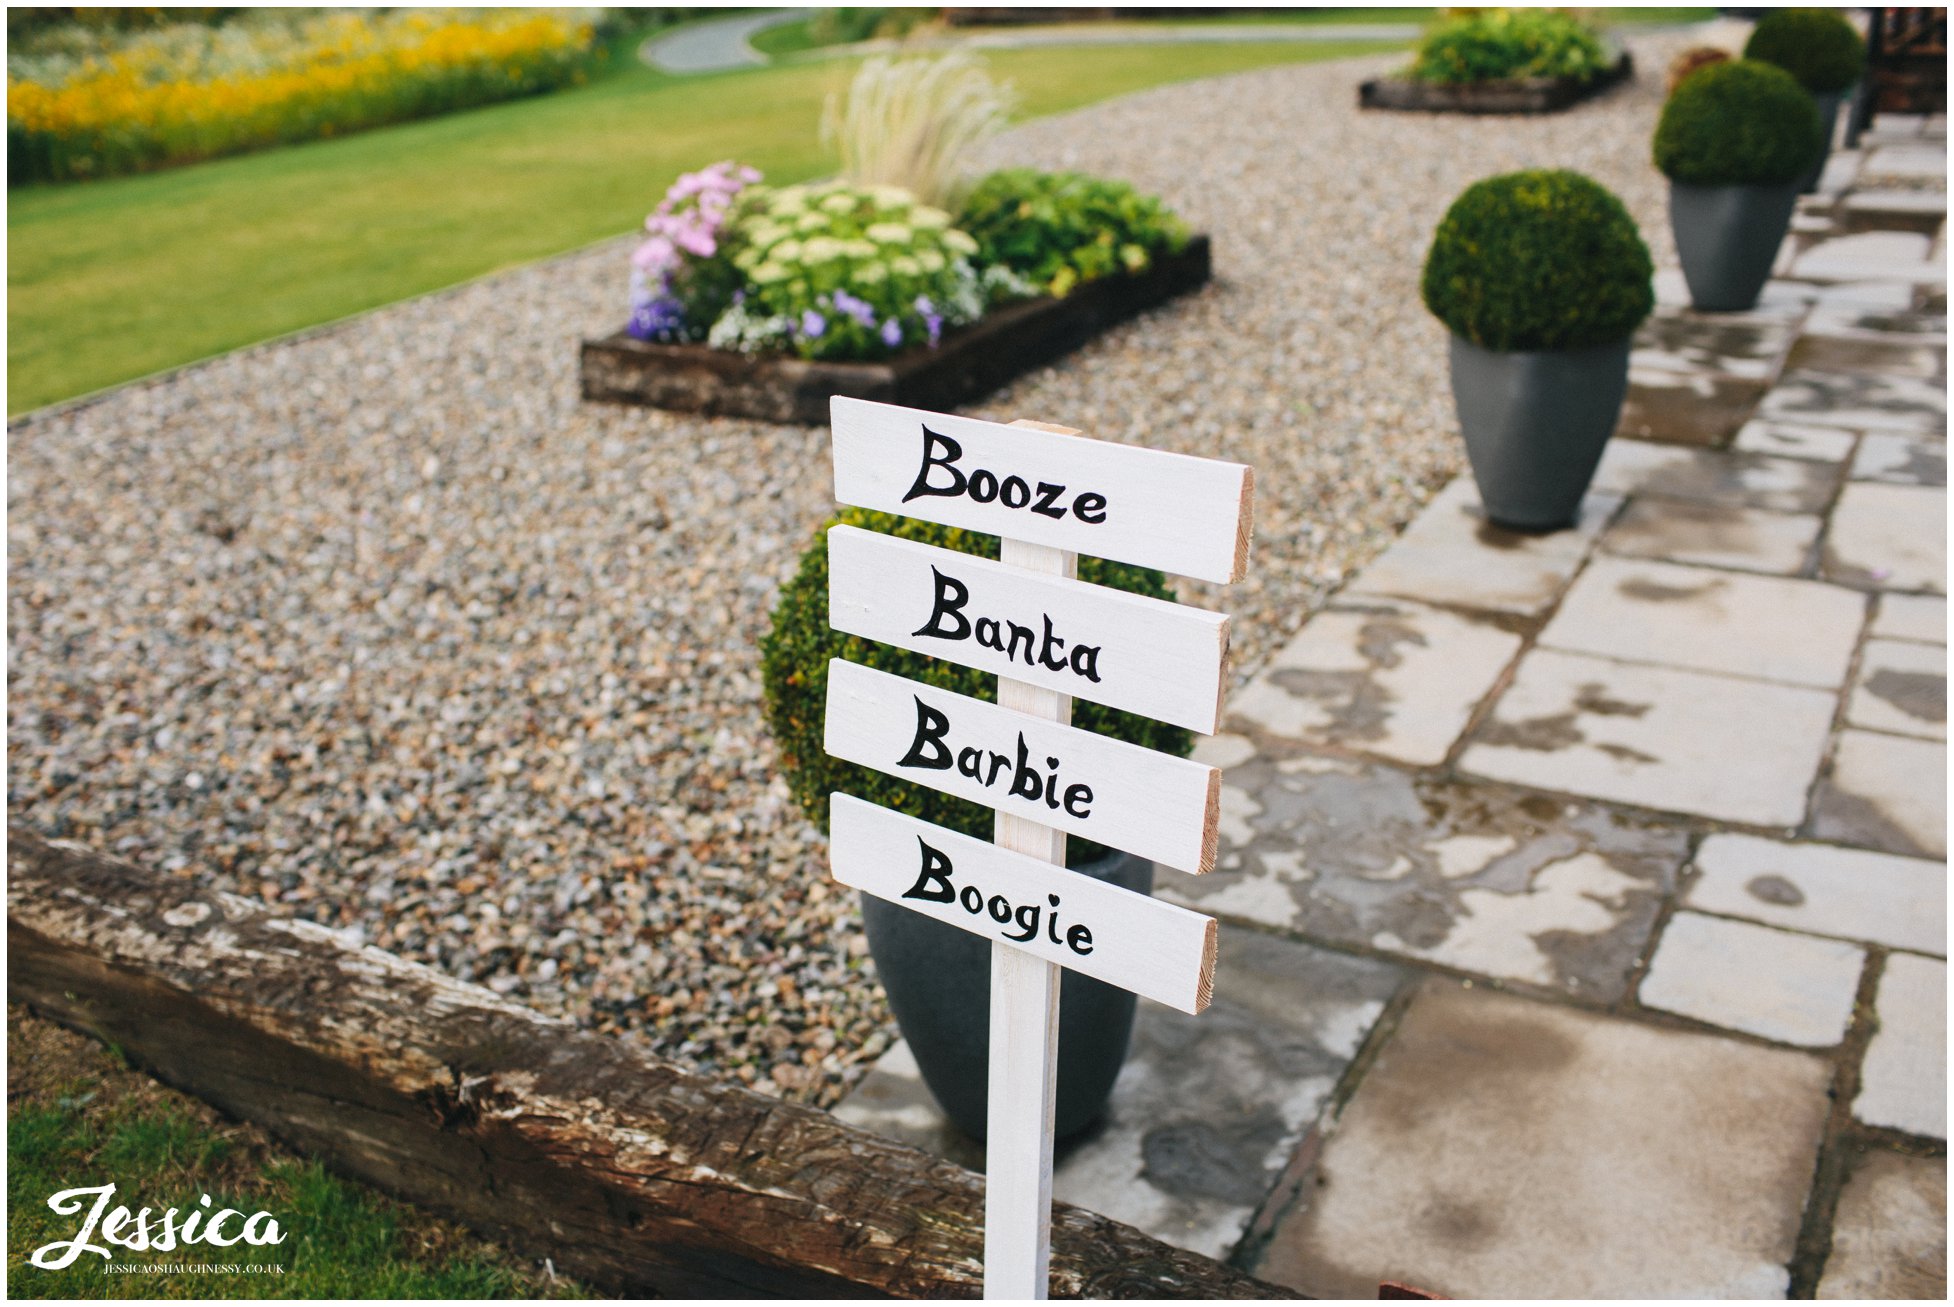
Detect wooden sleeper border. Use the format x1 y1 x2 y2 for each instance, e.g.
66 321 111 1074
7 826 1296 1300
579 236 1213 425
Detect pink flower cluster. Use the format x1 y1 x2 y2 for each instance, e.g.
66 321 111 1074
631 160 760 281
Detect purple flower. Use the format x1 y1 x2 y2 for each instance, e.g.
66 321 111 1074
880 318 903 348
627 296 685 340
831 289 877 327
914 295 943 347
801 310 828 339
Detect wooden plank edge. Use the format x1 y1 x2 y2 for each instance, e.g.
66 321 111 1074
5 825 1298 1302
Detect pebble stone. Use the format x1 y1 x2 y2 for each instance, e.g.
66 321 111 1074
5 34 1700 1106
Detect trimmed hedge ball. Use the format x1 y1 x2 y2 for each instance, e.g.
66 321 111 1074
1744 8 1867 94
1653 59 1825 186
1421 169 1654 354
759 507 1192 868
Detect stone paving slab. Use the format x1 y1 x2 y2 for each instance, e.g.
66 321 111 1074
1816 1150 1947 1300
1804 303 1949 345
1789 332 1949 380
1854 953 1948 1140
1617 368 1769 446
1791 231 1945 284
1864 144 1950 181
1872 592 1947 643
1631 313 1795 382
1851 432 1948 486
1160 752 1685 1002
1823 483 1948 593
1812 729 1948 859
1639 910 1864 1047
1762 368 1948 434
1253 980 1832 1299
1462 648 1838 827
1847 638 1947 740
1686 832 1946 957
1539 556 1866 689
1224 597 1521 767
1599 496 1821 575
832 926 1404 1261
1346 478 1618 617
1843 187 1949 216
1733 420 1859 463
1590 440 1842 513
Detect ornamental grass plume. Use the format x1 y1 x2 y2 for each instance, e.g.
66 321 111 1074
821 52 1017 210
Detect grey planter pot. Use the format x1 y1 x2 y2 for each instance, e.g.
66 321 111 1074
1448 334 1632 532
862 847 1150 1142
1669 178 1803 313
1801 87 1849 193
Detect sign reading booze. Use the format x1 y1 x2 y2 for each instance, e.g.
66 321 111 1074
831 395 1254 584
821 396 1252 1300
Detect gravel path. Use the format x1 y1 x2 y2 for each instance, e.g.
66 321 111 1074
9 36 1695 1105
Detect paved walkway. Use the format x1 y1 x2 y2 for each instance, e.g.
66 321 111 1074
837 113 1947 1298
640 9 808 74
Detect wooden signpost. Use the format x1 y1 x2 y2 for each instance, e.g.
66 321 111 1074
822 396 1253 1299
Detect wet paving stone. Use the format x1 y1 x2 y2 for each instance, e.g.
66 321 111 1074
1687 832 1945 956
1591 440 1843 513
1791 231 1944 284
1804 303 1949 344
1462 649 1839 827
1539 556 1866 690
1788 333 1948 381
1854 953 1947 1140
1811 729 1948 859
1345 477 1617 617
1639 910 1864 1048
1850 432 1947 486
1632 312 1795 381
1224 596 1521 767
1253 979 1832 1299
1733 420 1859 463
1847 638 1947 740
1599 496 1821 575
1823 483 1948 592
1817 1150 1947 1299
833 924 1403 1261
1872 592 1946 643
1157 753 1685 1002
1763 368 1948 434
1617 368 1770 446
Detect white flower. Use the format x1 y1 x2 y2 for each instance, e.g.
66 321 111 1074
866 222 914 246
867 184 913 210
910 206 951 229
750 261 791 284
820 192 857 215
942 229 978 256
915 249 945 273
795 211 829 233
771 239 803 264
890 255 921 277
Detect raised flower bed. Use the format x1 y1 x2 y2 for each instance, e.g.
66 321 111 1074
579 163 1208 424
1360 9 1634 115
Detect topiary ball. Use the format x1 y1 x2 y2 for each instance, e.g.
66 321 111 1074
760 507 1192 868
1653 59 1825 186
1744 7 1867 94
1420 169 1654 354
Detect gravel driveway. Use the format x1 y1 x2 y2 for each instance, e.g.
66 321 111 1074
9 37 1693 1104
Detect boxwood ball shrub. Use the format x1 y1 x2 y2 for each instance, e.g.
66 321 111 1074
761 507 1191 868
1409 9 1611 85
1421 169 1654 354
958 169 1190 299
1653 60 1824 186
1743 8 1866 94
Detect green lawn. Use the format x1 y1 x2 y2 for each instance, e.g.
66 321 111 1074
7 1008 578 1299
8 35 1403 415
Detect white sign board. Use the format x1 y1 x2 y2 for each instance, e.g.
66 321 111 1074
828 794 1217 1014
826 524 1230 733
831 396 1253 584
824 658 1221 874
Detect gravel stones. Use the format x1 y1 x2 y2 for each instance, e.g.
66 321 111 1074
8 35 1693 1106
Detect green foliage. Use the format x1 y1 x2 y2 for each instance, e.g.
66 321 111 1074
1743 7 1866 93
1421 168 1653 352
1409 9 1611 85
957 168 1191 299
811 8 936 47
1653 58 1824 185
760 508 1192 868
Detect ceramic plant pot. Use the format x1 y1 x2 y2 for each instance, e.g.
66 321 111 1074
1801 86 1850 193
861 847 1150 1141
1447 333 1632 532
1669 178 1803 312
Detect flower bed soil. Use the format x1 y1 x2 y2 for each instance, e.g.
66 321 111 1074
1359 52 1634 115
579 235 1211 424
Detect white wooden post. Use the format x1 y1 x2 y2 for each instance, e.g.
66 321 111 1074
984 421 1077 1301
